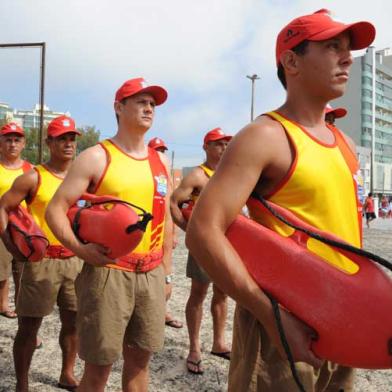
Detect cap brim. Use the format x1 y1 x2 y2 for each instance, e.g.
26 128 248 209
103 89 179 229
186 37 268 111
332 108 347 118
139 86 168 106
49 130 81 138
0 130 25 136
205 135 232 143
310 21 376 50
325 107 347 118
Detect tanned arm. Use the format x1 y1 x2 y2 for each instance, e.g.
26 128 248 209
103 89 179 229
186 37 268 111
170 167 206 231
186 118 323 367
0 170 38 257
46 145 113 266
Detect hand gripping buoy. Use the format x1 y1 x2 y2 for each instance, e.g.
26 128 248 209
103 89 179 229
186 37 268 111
67 194 152 259
7 206 49 262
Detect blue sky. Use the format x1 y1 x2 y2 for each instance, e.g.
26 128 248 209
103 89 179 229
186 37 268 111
0 0 390 167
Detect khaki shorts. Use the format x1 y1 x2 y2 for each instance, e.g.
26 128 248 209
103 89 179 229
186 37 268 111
228 305 355 392
16 256 83 318
186 253 210 284
76 263 166 366
0 238 12 281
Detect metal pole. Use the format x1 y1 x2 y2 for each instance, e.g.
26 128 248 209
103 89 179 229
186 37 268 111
171 150 175 183
38 43 46 163
0 42 46 163
246 74 260 121
370 46 376 194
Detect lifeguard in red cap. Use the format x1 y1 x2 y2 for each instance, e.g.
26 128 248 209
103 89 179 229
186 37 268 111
186 9 375 391
325 103 347 125
0 115 82 391
46 77 173 391
171 128 232 374
148 136 168 153
0 123 32 320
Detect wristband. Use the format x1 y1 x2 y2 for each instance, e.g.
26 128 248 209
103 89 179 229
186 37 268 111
165 274 173 284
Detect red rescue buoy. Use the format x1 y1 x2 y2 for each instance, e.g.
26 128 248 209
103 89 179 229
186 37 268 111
67 194 152 259
182 198 392 369
7 206 49 262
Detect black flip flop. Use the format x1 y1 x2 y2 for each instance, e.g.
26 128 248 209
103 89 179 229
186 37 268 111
57 383 78 391
186 359 204 375
165 319 183 329
211 351 231 360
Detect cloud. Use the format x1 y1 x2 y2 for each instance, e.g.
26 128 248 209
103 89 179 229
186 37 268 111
0 0 391 168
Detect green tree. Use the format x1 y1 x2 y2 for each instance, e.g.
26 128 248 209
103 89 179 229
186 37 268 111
21 125 101 164
22 127 49 164
76 126 101 154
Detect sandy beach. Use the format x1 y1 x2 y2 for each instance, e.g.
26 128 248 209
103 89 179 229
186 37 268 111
1 222 392 391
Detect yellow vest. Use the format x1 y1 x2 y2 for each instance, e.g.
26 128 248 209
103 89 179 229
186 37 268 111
248 111 362 274
0 161 33 208
96 140 168 270
28 165 63 245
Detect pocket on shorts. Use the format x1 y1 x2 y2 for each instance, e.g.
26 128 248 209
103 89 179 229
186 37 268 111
20 260 46 283
77 263 111 297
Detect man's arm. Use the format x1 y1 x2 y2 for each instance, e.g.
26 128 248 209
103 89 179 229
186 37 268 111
0 170 38 257
170 168 205 231
186 118 323 367
158 152 173 276
46 145 113 266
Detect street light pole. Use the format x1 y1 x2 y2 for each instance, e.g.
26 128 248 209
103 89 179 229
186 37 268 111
0 42 46 163
246 74 260 121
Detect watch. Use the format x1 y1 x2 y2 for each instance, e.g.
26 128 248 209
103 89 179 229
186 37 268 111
165 274 173 284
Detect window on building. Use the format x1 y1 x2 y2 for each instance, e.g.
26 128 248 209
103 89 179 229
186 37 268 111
362 76 372 86
363 63 372 72
363 102 372 110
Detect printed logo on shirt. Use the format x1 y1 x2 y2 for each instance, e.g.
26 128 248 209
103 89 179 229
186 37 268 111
155 174 168 197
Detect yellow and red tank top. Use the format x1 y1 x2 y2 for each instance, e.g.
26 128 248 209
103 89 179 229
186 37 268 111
95 139 168 272
0 161 33 208
190 164 214 204
28 165 73 258
247 111 363 274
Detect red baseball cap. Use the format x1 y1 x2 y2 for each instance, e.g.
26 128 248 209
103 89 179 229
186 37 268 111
325 104 347 119
115 77 168 105
276 9 376 65
148 137 168 151
47 115 80 138
0 122 25 136
204 128 232 144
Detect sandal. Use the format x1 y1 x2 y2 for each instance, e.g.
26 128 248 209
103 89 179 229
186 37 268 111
211 351 231 360
0 310 17 319
187 358 204 375
165 319 183 329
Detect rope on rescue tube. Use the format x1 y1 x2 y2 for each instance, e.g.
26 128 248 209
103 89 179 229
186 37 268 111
251 192 392 392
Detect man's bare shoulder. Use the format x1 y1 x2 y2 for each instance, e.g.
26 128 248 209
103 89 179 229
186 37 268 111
78 143 106 162
72 144 106 171
16 167 39 189
187 166 209 183
225 115 288 163
237 114 286 143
